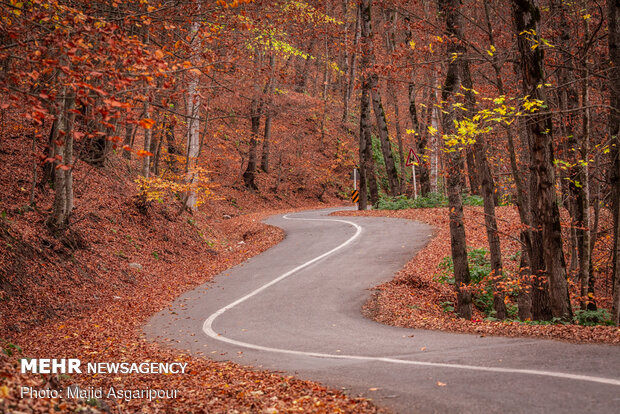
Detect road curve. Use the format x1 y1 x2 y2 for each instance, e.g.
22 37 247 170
145 207 620 414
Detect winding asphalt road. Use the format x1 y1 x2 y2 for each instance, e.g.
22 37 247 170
145 208 620 413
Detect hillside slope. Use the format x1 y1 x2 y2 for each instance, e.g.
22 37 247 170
0 103 378 412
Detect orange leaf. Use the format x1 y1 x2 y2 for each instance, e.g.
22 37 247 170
136 150 153 158
138 118 155 129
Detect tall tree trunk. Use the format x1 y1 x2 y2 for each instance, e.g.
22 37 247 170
551 0 593 310
123 116 135 160
360 0 400 196
41 120 57 189
484 0 538 313
438 0 472 320
455 5 506 319
466 147 480 195
142 99 152 178
383 10 407 187
360 72 379 208
370 86 401 195
343 5 360 124
429 79 440 193
342 1 356 123
408 79 431 196
243 98 260 191
358 3 378 209
184 17 202 210
48 90 75 232
608 0 620 325
261 51 276 173
512 0 572 320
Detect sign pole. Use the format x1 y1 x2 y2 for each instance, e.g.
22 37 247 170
412 164 417 199
406 148 420 200
352 168 359 209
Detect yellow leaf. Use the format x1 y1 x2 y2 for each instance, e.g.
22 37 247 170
0 385 9 398
436 381 447 387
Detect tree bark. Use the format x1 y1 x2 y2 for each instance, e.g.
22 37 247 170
389 81 406 186
184 17 202 210
408 79 431 196
342 2 360 123
48 91 75 232
438 0 472 320
512 0 572 320
261 51 276 173
142 99 152 178
383 10 407 187
243 98 260 191
608 0 620 325
123 116 135 160
360 0 401 196
360 71 379 208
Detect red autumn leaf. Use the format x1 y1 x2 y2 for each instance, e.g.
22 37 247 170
103 98 124 108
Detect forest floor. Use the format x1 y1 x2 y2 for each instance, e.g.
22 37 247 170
337 207 620 345
0 131 380 413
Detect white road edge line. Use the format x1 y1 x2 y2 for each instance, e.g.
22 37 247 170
202 212 620 387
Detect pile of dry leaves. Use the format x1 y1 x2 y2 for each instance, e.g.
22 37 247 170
337 207 620 345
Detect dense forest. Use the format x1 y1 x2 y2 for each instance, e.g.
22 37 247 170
1 0 620 412
3 0 616 324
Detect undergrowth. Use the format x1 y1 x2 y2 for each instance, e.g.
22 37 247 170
434 248 614 326
375 193 484 210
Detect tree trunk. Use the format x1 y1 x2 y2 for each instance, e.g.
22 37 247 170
465 148 480 195
41 120 57 189
48 91 75 232
438 0 472 320
370 86 401 195
243 98 260 191
512 0 572 320
360 0 400 196
383 10 407 187
518 233 533 320
184 18 202 210
457 9 506 319
123 117 135 160
408 79 431 196
342 2 360 124
359 73 379 208
142 99 152 178
608 0 620 325
389 82 406 186
261 52 276 173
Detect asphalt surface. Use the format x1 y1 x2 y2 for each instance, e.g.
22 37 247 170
145 207 620 413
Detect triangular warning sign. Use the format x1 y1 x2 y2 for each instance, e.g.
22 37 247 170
406 148 420 166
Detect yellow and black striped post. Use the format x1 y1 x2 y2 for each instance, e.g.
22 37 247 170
351 190 359 203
